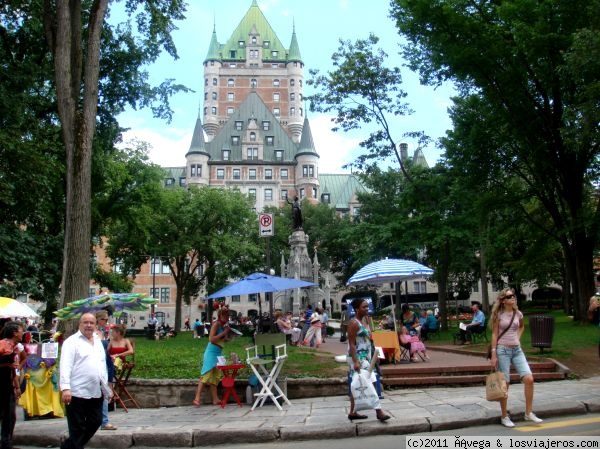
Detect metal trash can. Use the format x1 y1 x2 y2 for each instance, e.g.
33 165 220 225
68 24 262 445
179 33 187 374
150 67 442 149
528 314 555 352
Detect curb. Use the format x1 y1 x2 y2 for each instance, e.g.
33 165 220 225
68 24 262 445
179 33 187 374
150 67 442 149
14 405 597 447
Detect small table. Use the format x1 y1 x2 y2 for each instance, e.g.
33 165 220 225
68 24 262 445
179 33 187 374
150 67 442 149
372 331 402 363
217 363 245 408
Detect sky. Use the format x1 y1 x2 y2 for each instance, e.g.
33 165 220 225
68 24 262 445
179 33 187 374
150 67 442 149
116 0 456 173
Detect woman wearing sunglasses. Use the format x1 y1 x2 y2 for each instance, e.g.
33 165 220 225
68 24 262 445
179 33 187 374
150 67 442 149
489 288 543 428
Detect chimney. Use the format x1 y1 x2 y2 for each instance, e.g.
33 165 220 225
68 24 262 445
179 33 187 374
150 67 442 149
399 143 408 161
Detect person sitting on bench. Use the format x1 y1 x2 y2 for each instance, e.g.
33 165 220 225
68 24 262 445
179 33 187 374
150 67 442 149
458 301 485 344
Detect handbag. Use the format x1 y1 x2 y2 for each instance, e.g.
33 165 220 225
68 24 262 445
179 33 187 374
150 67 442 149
485 310 516 359
350 369 381 411
485 370 508 401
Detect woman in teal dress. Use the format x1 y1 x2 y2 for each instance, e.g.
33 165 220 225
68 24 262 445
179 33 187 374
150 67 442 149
347 298 390 422
193 306 232 406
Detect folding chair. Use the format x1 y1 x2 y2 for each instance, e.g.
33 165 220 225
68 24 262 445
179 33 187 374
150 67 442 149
112 341 140 411
245 333 291 411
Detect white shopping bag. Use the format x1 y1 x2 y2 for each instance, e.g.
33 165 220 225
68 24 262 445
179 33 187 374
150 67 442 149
350 369 380 411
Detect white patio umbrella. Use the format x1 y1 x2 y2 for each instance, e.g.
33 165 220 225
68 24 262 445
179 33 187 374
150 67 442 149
0 297 39 319
347 258 434 331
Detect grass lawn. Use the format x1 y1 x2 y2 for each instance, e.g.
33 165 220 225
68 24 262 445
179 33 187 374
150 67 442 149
434 309 599 359
131 333 346 380
129 310 598 380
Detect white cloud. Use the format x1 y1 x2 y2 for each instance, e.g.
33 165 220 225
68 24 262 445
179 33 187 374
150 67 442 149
310 114 361 174
120 127 191 168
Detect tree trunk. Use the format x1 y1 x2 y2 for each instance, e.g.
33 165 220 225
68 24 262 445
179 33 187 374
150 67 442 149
46 1 109 332
436 240 451 331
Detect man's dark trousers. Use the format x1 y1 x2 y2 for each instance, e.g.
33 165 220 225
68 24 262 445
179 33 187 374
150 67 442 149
61 396 103 449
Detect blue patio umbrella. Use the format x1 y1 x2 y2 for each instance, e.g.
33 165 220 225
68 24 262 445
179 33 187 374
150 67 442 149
206 272 315 299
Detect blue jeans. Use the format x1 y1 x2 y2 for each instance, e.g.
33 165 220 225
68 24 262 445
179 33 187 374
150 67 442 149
497 345 532 383
101 398 108 426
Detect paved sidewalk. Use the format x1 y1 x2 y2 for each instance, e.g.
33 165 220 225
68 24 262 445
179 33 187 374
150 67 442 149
14 376 600 448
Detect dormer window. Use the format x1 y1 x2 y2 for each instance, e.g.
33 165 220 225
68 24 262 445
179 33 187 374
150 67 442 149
251 36 257 44
321 193 331 204
230 50 236 58
238 40 244 47
250 132 256 142
235 121 243 131
272 50 278 58
262 121 270 131
222 150 230 161
263 41 270 48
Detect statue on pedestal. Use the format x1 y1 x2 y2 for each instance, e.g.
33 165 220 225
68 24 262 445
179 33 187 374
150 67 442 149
287 196 303 230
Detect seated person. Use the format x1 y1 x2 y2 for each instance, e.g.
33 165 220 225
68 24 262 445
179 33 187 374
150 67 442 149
420 310 439 340
458 301 485 344
379 314 394 330
400 304 419 335
409 332 430 362
275 311 301 345
397 326 412 361
398 326 425 362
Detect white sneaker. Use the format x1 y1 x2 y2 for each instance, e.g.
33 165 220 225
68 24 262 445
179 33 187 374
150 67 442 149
501 416 515 428
524 412 543 424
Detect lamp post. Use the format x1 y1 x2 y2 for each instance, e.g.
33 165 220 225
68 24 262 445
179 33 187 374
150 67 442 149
151 255 156 314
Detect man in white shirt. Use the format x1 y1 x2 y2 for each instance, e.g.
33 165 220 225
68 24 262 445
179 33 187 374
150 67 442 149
60 313 111 449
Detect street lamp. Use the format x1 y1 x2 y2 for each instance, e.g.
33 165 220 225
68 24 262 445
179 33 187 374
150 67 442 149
151 255 156 314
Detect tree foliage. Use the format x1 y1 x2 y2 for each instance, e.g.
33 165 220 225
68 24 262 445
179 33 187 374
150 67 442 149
106 186 263 329
40 0 189 316
308 34 417 178
391 0 600 318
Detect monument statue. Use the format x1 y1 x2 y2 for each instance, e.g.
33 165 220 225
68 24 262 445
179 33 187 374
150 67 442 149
287 196 303 230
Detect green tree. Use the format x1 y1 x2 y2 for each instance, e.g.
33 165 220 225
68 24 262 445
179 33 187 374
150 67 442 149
107 186 263 330
40 0 188 314
391 0 600 320
308 34 417 179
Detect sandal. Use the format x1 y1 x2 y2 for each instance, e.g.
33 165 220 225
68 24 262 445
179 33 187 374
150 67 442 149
192 399 201 406
101 423 117 430
347 413 368 421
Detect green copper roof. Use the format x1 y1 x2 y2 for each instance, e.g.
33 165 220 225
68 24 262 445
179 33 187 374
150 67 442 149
298 117 318 156
412 148 430 168
205 92 298 162
220 1 287 61
205 25 221 61
186 115 208 156
319 174 369 210
287 26 302 62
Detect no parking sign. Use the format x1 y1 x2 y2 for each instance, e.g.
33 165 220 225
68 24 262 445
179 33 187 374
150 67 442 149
259 213 274 237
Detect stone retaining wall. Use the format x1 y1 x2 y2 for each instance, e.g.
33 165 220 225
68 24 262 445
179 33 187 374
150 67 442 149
125 377 347 408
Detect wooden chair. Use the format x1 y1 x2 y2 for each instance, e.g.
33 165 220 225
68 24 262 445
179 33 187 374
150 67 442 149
112 340 140 411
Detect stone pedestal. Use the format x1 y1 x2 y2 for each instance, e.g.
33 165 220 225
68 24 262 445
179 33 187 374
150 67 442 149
285 229 324 315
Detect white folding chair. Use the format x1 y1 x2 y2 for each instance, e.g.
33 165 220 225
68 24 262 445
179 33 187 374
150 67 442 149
245 334 291 411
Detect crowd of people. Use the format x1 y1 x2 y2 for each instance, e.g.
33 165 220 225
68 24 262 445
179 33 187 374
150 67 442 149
9 286 591 443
